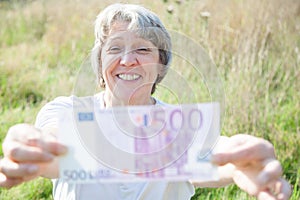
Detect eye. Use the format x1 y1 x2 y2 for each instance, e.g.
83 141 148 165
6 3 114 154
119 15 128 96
135 47 151 54
107 46 122 54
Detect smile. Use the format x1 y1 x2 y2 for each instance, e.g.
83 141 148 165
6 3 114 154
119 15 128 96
117 73 141 81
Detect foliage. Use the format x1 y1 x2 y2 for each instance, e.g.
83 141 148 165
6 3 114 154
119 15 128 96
0 0 299 199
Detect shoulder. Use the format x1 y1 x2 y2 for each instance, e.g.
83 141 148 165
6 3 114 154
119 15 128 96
37 95 77 114
38 93 103 112
35 95 101 128
34 96 73 128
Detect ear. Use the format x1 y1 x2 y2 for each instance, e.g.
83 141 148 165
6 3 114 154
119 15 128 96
97 50 105 88
99 76 106 88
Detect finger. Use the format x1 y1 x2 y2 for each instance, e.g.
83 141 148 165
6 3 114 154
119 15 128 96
6 125 67 156
257 159 282 187
212 139 275 165
258 191 277 200
6 124 41 143
23 138 68 156
278 178 292 200
258 179 291 200
4 141 54 162
232 170 259 196
0 159 39 178
272 178 292 200
0 173 23 189
41 140 68 156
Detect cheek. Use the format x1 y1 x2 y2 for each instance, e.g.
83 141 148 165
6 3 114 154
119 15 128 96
100 58 111 83
101 55 118 74
143 64 159 80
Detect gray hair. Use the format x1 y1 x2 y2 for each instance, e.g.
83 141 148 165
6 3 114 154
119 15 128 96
91 3 172 94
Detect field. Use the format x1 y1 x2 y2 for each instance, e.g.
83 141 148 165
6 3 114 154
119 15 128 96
0 0 299 199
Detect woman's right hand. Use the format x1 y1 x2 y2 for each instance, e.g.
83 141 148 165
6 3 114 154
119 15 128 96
0 124 67 188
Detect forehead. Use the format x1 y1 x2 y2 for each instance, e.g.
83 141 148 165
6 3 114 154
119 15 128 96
108 21 135 40
107 21 156 46
109 21 129 35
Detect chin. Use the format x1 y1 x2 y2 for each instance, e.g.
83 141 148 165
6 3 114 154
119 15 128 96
117 88 152 105
112 87 136 101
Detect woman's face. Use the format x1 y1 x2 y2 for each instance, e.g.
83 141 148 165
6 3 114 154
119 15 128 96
101 21 160 105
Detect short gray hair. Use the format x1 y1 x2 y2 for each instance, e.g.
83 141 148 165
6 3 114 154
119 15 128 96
91 3 172 94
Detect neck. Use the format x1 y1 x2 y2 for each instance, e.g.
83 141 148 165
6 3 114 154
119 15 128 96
103 90 155 108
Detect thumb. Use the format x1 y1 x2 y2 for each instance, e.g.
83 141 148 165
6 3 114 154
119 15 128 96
210 136 231 165
211 153 231 165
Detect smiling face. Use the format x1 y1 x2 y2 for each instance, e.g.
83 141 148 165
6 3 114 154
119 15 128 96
100 21 160 106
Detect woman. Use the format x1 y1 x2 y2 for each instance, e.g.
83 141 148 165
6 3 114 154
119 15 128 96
0 3 291 200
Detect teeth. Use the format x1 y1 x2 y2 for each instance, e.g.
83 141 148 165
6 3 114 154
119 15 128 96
118 74 140 81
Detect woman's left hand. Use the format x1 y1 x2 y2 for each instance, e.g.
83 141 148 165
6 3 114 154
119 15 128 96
212 134 291 200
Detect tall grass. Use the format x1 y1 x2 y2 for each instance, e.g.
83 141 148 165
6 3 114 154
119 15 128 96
0 0 299 199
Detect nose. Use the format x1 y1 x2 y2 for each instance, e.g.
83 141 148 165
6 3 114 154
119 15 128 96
120 50 138 67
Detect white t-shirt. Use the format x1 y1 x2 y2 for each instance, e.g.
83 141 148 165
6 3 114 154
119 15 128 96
35 93 195 200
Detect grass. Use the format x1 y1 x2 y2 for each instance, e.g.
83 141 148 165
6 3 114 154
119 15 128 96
0 0 299 199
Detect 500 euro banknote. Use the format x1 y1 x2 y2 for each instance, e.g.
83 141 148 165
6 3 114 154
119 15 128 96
58 102 220 183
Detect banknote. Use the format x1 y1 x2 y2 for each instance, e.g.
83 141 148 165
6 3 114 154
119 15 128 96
58 101 220 183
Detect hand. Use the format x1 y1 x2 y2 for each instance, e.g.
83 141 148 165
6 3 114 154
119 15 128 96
212 134 291 200
0 124 67 188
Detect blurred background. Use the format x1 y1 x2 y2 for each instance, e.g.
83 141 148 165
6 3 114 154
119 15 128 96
0 0 299 199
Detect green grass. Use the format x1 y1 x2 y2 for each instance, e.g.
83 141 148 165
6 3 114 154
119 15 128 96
0 0 299 199
0 178 52 200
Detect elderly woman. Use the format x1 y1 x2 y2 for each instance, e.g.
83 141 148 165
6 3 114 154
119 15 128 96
0 3 291 200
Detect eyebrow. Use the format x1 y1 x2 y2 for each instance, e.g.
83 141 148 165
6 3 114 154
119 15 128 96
105 35 156 48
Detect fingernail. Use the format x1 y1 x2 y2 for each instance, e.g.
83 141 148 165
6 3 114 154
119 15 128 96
27 165 39 174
